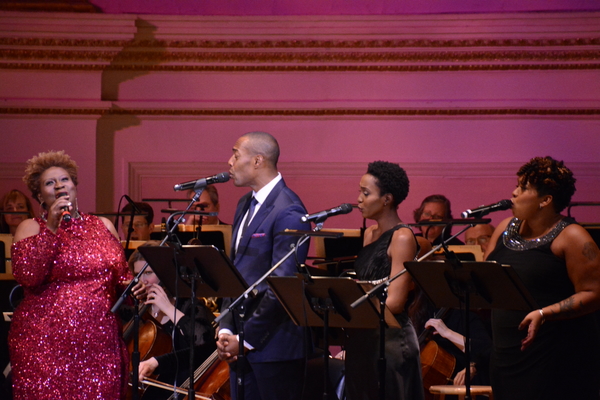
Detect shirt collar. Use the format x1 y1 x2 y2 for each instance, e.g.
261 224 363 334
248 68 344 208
252 172 282 206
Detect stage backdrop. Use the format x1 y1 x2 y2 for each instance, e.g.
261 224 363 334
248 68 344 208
1 10 600 251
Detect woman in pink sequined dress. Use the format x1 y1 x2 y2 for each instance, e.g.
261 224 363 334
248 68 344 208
8 151 130 399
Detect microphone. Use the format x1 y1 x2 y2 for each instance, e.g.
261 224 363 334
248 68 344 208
173 172 230 192
461 199 512 219
57 192 71 222
301 203 354 223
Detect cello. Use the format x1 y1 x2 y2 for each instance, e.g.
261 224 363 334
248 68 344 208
418 307 456 400
123 304 173 400
138 349 230 400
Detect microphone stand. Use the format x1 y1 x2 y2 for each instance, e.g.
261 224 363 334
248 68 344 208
214 229 312 400
124 206 136 254
350 218 490 400
111 190 216 400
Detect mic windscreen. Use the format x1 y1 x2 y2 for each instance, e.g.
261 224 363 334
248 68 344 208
214 172 230 183
496 199 513 210
339 203 354 214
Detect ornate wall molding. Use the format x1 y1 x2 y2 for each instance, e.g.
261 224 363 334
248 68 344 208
0 163 26 180
2 12 600 71
2 107 600 116
2 37 600 48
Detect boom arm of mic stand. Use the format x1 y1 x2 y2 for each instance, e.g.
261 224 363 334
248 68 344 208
350 223 476 309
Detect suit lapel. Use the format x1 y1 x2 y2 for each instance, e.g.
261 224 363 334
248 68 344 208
234 180 285 261
231 193 254 258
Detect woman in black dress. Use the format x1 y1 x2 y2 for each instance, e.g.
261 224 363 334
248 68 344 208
486 156 600 400
344 161 425 400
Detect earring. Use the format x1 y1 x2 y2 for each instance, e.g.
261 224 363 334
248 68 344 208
539 204 543 210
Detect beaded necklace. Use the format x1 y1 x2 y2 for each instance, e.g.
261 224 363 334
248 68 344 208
502 217 572 251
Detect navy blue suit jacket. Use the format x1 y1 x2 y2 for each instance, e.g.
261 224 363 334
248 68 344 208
221 179 310 363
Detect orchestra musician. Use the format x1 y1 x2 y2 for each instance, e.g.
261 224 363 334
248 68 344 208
130 241 217 400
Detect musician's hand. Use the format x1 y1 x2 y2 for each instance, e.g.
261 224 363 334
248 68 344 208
217 333 240 363
425 318 452 338
425 318 466 351
131 280 147 302
139 357 158 381
452 364 476 386
145 284 173 315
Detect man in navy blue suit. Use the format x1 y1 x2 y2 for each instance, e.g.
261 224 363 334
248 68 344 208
216 131 310 400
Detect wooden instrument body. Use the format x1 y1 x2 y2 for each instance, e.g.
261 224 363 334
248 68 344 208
123 310 173 400
418 307 457 400
420 339 456 400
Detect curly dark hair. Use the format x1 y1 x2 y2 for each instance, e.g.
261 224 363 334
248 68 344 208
517 156 576 213
366 161 409 207
23 150 79 203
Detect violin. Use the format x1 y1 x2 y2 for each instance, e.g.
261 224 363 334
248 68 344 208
419 307 456 400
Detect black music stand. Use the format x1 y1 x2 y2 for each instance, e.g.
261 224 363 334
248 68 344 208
404 260 537 399
138 244 248 400
267 275 398 400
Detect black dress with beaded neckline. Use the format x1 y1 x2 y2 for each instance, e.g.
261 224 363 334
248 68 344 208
488 217 600 400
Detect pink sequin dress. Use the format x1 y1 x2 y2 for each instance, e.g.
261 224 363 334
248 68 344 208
8 213 130 399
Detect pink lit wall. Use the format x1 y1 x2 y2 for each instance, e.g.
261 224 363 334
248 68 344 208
1 10 600 246
88 0 600 15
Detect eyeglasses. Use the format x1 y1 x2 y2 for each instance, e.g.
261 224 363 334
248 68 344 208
420 212 444 220
466 235 491 246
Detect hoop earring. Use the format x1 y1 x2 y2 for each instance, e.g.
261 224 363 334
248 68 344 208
38 201 45 218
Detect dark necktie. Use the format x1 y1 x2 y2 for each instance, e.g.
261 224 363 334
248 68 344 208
240 196 258 238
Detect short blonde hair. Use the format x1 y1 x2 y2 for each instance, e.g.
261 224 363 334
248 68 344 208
23 150 79 203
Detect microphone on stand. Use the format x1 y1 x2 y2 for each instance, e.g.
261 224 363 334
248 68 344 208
57 192 71 222
461 199 512 219
301 203 354 223
173 172 230 192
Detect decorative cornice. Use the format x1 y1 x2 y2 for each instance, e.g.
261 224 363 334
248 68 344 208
2 37 600 48
1 63 600 72
1 49 599 67
1 107 599 116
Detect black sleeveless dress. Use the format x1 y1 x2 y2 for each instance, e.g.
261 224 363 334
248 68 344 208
345 225 424 400
488 217 600 400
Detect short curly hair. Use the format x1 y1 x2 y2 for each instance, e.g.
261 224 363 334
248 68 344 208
23 151 79 203
366 161 409 207
517 156 576 213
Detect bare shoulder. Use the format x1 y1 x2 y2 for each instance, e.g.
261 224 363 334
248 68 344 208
391 226 418 248
99 216 119 239
495 217 512 233
363 225 376 245
13 218 41 242
554 222 599 260
483 217 512 260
